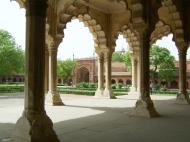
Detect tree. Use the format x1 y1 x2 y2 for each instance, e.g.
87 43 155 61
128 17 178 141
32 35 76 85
112 52 124 62
57 59 76 81
150 45 175 84
112 51 132 71
0 29 25 76
122 51 132 71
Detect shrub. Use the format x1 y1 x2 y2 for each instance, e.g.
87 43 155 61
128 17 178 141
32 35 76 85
112 84 116 89
152 84 160 91
78 82 89 88
88 83 97 88
117 83 123 89
159 86 167 91
0 84 24 93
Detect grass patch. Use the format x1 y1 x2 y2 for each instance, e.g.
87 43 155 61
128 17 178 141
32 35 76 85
57 87 127 96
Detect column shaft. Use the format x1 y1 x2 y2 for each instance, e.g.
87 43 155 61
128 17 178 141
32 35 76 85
103 52 116 99
131 30 159 117
46 48 64 105
44 49 49 94
131 57 138 92
176 49 190 104
14 0 60 141
95 53 104 97
137 56 141 92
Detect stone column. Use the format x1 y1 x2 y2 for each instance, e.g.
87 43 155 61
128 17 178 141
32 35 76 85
46 47 64 105
131 30 159 118
95 53 104 97
44 48 49 94
130 56 138 92
103 51 116 99
13 0 60 141
176 48 190 104
137 57 140 92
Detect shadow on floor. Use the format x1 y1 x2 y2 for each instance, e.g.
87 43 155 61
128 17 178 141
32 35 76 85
0 97 190 142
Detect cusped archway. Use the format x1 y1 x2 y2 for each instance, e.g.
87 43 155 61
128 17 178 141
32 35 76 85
157 0 185 46
57 12 107 49
76 66 90 83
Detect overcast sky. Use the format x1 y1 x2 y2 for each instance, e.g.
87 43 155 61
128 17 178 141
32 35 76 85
0 0 189 61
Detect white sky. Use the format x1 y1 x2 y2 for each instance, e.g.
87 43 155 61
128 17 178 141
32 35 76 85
0 0 190 61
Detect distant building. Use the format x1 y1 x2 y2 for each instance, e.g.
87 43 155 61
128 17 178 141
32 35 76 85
64 57 190 89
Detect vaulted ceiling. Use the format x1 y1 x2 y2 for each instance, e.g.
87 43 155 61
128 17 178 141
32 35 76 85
14 0 190 50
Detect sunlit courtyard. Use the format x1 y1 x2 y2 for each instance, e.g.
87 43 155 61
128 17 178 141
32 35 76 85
0 93 190 142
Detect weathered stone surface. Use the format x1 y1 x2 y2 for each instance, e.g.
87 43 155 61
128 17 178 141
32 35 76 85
13 112 59 142
176 93 190 105
130 99 160 118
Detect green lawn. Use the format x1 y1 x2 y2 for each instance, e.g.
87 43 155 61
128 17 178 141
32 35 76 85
0 84 189 96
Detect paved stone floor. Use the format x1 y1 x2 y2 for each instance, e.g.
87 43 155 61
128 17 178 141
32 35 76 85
0 93 190 142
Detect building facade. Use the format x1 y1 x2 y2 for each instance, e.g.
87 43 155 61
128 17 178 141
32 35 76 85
71 58 190 89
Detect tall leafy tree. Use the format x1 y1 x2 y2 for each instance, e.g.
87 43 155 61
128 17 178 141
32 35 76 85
112 51 132 71
57 59 76 80
112 52 124 62
122 51 132 71
0 29 25 76
150 45 175 83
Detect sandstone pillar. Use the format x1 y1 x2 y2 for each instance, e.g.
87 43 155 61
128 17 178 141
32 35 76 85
44 48 49 94
46 47 64 105
13 0 60 141
137 54 141 93
103 51 116 99
130 56 138 92
131 30 159 117
176 48 190 104
95 53 104 97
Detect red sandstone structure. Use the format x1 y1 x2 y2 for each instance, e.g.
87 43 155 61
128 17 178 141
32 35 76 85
65 58 190 89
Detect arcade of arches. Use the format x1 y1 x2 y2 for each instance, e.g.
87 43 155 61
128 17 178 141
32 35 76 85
65 57 190 89
12 0 190 141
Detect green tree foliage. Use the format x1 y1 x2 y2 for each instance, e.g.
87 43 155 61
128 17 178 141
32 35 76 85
112 52 124 62
150 45 175 82
112 51 132 71
57 59 76 80
0 29 25 76
122 51 132 71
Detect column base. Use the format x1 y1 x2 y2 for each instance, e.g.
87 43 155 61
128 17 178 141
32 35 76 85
46 91 64 106
94 89 104 98
129 99 160 118
129 86 137 92
176 93 190 105
12 111 60 142
103 88 116 99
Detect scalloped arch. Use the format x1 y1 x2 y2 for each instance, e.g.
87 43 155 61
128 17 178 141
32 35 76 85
56 3 107 49
158 0 185 46
117 24 140 52
150 20 172 44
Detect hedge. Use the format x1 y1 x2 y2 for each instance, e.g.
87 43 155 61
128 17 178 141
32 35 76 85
57 86 128 92
58 88 127 96
0 85 24 93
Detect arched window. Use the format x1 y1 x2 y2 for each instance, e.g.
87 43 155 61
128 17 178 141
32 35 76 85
118 79 123 84
76 67 89 83
126 79 132 85
111 79 116 84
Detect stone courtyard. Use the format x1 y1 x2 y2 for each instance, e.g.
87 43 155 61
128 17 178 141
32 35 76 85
0 93 190 142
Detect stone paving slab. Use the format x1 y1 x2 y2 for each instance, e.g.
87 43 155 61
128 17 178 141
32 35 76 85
0 93 190 142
